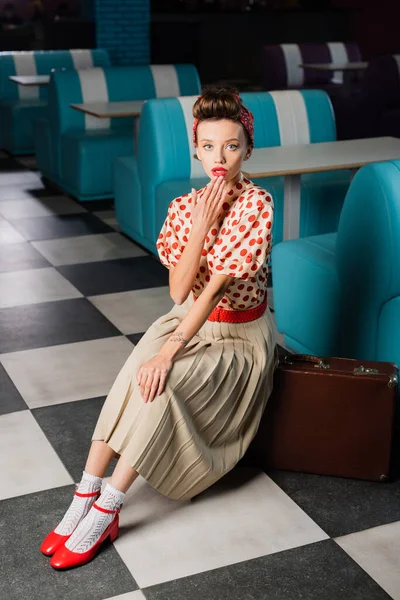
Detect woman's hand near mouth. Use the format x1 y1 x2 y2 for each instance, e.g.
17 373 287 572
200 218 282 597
191 176 227 237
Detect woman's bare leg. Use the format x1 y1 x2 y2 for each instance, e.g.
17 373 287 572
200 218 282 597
84 441 118 478
85 441 139 493
110 454 140 493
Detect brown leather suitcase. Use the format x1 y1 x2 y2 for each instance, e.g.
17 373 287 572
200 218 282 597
251 354 399 482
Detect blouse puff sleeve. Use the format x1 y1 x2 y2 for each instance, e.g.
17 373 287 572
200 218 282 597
207 193 274 280
156 199 184 269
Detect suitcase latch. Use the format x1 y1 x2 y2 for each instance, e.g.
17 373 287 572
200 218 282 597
314 360 330 370
353 366 379 376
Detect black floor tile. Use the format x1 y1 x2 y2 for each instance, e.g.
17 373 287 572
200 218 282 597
29 186 64 200
0 363 27 415
143 539 391 600
0 486 138 600
126 332 146 345
0 298 122 354
0 242 50 273
83 199 115 212
268 469 400 537
58 256 169 296
33 397 117 481
9 213 113 241
0 157 28 172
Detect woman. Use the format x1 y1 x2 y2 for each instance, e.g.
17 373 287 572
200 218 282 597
41 88 278 570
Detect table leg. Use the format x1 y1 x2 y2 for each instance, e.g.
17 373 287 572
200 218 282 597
133 116 140 151
283 174 301 240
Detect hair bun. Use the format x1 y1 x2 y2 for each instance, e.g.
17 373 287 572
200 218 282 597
193 87 242 121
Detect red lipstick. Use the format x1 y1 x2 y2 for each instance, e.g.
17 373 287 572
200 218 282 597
211 167 228 176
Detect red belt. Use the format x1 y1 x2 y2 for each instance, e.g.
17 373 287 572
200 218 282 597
193 293 267 323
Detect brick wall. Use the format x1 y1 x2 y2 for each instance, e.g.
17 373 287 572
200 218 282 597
95 0 150 66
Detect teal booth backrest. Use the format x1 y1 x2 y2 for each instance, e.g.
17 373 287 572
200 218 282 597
0 49 110 102
240 90 337 147
134 90 337 248
137 89 337 191
137 95 204 189
336 159 400 360
49 64 201 136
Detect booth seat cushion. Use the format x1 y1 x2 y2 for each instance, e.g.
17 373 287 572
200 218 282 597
61 128 134 199
34 117 53 178
0 98 47 153
272 233 341 356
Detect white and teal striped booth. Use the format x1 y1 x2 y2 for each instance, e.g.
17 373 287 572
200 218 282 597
0 49 110 155
114 90 351 255
36 64 201 201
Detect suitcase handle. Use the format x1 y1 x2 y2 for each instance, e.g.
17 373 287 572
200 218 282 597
282 354 330 370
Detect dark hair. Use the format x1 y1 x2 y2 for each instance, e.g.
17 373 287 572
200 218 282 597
192 86 252 146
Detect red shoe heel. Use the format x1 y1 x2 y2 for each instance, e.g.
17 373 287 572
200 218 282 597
50 503 121 570
40 488 100 556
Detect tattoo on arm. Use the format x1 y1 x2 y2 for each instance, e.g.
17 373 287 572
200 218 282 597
169 331 189 345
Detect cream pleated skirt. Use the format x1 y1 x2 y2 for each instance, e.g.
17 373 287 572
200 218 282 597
92 293 278 501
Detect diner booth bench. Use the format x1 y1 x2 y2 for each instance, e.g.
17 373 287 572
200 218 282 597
0 49 110 155
36 64 201 201
272 159 400 366
261 42 362 93
114 89 351 255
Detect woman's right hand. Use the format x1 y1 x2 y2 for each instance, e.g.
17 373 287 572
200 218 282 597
191 176 227 237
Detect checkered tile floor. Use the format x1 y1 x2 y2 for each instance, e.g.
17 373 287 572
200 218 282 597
1 152 400 600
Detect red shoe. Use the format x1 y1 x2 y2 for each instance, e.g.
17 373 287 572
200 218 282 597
40 488 101 557
50 503 120 570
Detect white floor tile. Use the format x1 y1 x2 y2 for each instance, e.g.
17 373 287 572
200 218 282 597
0 171 41 187
0 410 73 500
0 196 86 220
1 336 134 409
103 592 146 600
0 220 26 244
89 287 174 334
0 267 82 308
32 233 146 266
112 467 328 588
335 521 400 600
0 181 45 201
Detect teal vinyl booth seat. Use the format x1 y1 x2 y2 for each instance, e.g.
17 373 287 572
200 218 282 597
272 159 400 366
114 90 351 255
36 64 201 201
0 49 110 155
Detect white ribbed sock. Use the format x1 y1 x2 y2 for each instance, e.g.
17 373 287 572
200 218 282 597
54 471 102 536
65 483 125 554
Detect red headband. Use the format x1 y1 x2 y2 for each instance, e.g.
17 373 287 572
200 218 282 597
192 94 254 147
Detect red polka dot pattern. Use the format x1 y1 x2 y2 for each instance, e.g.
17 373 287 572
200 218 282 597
157 177 273 310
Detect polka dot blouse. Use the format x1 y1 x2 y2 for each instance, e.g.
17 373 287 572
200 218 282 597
156 175 274 311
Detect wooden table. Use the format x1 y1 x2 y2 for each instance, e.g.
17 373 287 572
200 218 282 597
70 101 144 118
9 75 50 86
243 137 400 240
300 62 368 87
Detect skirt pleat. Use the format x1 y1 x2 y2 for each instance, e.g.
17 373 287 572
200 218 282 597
92 293 278 501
